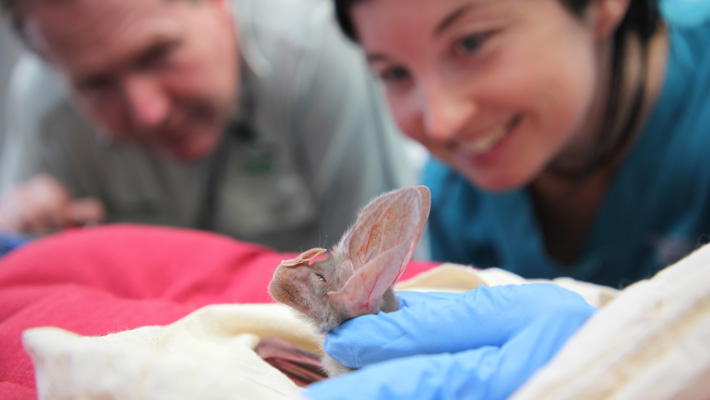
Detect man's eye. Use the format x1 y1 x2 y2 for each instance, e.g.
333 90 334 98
139 41 180 68
146 45 171 62
454 33 489 56
77 76 116 98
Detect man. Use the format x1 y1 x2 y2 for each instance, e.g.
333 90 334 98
0 0 414 251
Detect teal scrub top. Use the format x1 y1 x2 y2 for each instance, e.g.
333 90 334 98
424 0 710 288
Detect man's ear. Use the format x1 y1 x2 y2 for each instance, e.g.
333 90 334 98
590 0 631 40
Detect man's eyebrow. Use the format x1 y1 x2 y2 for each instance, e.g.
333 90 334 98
134 37 180 67
435 4 476 36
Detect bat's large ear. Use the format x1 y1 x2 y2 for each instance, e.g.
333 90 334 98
328 186 430 316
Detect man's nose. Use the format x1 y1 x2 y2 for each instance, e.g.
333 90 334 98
418 82 476 143
121 75 170 131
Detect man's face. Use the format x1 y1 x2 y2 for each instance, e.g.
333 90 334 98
24 0 239 161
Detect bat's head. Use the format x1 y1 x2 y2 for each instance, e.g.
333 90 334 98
268 248 347 331
269 186 431 332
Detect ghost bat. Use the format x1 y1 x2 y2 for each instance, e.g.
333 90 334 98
268 185 430 377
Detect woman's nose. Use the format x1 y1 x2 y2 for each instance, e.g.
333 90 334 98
121 75 170 132
419 83 476 143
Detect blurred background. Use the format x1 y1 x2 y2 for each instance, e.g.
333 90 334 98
0 18 22 150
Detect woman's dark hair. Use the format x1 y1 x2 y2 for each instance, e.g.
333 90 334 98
334 0 661 178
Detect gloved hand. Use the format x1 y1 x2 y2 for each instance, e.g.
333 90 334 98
305 283 597 400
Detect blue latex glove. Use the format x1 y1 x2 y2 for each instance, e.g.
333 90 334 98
305 283 597 400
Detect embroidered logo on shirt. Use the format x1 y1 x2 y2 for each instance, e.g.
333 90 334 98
231 120 277 175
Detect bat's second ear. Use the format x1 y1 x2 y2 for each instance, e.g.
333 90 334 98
328 240 411 316
279 248 327 268
328 185 431 317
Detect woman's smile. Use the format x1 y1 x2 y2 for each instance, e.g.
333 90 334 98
453 113 522 165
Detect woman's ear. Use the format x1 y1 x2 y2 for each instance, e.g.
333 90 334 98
589 0 631 40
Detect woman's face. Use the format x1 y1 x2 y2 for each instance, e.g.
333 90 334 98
351 0 609 191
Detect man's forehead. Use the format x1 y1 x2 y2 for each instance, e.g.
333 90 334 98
23 0 181 75
24 0 162 36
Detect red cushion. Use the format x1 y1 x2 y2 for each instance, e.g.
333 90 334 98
0 224 440 399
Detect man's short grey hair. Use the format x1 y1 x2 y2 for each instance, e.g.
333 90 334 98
1 0 200 37
1 0 40 41
1 0 27 31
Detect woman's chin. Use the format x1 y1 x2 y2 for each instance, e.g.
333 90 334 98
463 169 531 193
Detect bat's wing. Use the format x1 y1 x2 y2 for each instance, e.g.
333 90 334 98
329 186 431 316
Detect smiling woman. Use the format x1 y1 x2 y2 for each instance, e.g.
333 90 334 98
334 0 710 288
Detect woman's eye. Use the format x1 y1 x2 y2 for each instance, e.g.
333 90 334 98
315 273 326 283
454 33 489 56
380 67 411 84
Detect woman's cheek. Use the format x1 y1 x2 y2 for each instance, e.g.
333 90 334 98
388 95 424 142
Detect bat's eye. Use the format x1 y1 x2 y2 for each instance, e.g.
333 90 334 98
315 273 327 283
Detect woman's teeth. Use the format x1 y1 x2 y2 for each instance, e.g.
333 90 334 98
462 125 508 154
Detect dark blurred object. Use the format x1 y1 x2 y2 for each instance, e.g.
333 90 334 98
0 230 26 257
255 337 327 386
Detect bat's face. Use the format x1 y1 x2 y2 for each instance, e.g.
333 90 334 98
268 249 348 331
